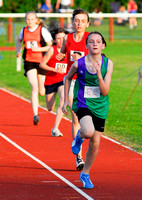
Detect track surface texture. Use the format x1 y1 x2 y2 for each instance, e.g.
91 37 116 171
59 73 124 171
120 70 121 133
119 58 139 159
0 88 142 200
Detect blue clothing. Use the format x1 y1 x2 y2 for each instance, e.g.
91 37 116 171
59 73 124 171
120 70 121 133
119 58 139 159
41 4 49 11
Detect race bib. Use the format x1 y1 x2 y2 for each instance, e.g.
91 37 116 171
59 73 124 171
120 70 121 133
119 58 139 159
84 86 100 98
55 63 67 73
70 50 84 61
27 41 38 49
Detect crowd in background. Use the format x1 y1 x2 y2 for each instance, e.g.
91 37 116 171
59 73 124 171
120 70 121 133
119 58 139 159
36 0 139 29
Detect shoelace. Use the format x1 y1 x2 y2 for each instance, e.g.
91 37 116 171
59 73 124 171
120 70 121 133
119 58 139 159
77 157 83 162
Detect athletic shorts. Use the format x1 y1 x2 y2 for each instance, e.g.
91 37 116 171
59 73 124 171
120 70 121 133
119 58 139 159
24 61 47 77
45 81 64 95
76 107 105 132
59 4 70 9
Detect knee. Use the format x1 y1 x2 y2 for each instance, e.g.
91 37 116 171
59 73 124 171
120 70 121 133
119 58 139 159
31 88 38 96
89 140 100 154
39 88 45 96
58 97 64 108
81 127 95 139
39 91 45 96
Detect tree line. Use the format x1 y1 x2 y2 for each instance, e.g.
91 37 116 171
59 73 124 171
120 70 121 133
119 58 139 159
0 0 141 13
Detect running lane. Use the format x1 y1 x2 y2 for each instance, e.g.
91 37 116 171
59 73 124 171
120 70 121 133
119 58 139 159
0 88 142 200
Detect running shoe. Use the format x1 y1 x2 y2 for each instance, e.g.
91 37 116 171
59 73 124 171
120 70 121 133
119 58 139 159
80 171 94 189
76 155 85 171
71 130 84 155
51 128 63 137
33 115 40 125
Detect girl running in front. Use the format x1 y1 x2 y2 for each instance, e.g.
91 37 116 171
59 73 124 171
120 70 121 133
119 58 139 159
40 28 68 137
16 11 52 125
56 7 90 171
62 31 113 189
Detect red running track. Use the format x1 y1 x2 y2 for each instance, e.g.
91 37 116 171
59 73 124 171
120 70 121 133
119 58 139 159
0 88 142 200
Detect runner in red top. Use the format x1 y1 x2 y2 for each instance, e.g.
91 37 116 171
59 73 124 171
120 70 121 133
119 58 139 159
16 11 52 125
44 45 67 85
65 31 89 79
56 8 90 170
40 28 68 137
127 0 138 29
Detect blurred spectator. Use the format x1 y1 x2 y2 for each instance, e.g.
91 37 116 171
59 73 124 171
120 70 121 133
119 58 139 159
92 8 103 26
115 5 128 26
56 0 73 12
127 0 138 29
139 0 142 12
41 0 52 13
110 1 120 13
0 0 3 7
37 2 42 13
55 0 74 29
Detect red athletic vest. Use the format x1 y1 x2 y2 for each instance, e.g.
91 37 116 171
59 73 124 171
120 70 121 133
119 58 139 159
44 45 68 85
65 32 89 79
23 26 43 63
129 1 137 11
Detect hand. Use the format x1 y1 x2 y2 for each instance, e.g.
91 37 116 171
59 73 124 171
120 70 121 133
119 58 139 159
56 53 65 61
62 102 70 115
72 53 82 61
92 61 102 78
16 52 21 58
56 67 64 74
31 46 39 52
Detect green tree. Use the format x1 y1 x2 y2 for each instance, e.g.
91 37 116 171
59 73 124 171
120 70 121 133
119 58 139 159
0 0 39 13
0 0 141 13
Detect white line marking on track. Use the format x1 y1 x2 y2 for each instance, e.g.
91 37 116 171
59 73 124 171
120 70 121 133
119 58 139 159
0 132 94 200
0 87 141 155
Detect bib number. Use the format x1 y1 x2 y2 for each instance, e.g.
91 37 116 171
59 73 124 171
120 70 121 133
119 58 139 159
70 50 84 61
27 41 38 49
84 86 100 98
55 63 67 73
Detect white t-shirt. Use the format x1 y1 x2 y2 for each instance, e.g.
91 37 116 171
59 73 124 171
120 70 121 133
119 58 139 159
18 25 52 43
61 0 71 6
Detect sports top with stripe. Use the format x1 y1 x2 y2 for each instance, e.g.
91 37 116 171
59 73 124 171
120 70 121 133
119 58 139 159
72 55 109 119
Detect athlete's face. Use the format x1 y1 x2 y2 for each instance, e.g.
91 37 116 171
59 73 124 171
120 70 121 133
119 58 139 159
86 34 105 54
25 13 37 29
55 32 66 49
72 14 89 32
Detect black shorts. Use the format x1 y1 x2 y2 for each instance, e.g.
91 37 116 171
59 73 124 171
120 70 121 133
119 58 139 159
59 4 70 9
76 107 105 132
24 61 47 77
45 81 64 95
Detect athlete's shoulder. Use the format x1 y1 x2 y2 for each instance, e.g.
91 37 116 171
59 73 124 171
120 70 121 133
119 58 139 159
108 59 113 66
67 32 73 39
84 31 90 36
107 59 113 73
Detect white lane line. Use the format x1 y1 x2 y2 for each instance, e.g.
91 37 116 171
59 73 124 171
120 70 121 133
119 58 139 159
102 135 142 155
0 87 141 155
0 87 71 122
0 132 94 200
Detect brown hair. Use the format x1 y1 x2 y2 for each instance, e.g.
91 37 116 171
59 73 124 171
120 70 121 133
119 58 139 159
72 8 89 22
86 31 107 47
51 27 68 40
86 31 107 57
